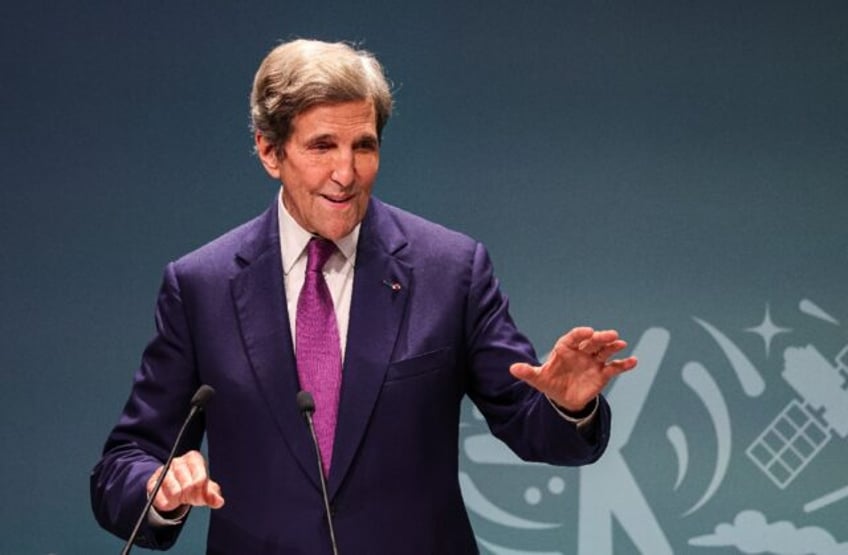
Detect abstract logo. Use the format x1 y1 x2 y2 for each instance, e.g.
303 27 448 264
460 298 847 554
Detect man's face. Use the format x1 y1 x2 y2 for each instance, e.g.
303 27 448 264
257 99 380 241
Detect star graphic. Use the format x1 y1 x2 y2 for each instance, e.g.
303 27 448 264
745 304 792 357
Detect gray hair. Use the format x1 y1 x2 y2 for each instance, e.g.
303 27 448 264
250 39 394 151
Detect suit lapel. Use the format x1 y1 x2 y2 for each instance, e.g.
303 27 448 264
328 199 411 496
230 202 322 490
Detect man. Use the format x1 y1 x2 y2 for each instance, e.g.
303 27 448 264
91 39 637 554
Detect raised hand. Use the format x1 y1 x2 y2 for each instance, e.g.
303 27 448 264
509 326 637 412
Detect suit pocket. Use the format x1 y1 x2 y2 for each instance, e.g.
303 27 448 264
384 347 454 383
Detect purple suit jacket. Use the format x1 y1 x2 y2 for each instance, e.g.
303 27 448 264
91 197 610 554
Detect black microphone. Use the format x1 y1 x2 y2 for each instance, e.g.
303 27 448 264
121 385 216 555
296 391 339 555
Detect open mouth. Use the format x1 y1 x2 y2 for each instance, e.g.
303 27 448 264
320 194 354 205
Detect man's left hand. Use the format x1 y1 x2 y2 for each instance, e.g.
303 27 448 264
509 326 638 412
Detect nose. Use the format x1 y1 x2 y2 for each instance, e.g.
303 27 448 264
330 149 356 188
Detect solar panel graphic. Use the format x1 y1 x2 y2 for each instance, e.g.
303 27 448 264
746 344 848 489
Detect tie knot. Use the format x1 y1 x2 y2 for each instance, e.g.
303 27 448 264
306 237 337 273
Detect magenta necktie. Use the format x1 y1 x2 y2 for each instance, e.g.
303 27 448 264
296 238 342 476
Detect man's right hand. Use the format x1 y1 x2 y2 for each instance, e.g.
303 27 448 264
147 450 225 513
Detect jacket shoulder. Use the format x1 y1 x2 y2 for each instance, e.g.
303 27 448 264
171 202 277 278
374 198 479 260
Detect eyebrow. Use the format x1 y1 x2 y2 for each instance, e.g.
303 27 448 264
304 134 335 144
304 132 379 145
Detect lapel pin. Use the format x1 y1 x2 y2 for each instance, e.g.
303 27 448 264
382 279 402 292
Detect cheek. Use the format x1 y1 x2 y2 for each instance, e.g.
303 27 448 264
354 151 379 177
301 165 331 191
282 156 328 189
364 157 380 178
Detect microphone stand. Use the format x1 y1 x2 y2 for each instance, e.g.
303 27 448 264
297 390 340 555
120 385 215 555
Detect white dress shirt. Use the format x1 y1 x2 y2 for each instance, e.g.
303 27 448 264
277 188 359 360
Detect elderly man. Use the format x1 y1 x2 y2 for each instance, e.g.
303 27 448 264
91 39 636 554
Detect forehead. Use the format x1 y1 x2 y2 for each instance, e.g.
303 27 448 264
291 100 377 138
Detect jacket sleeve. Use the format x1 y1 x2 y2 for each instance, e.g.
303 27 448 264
462 241 611 465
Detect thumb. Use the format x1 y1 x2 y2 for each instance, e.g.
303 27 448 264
509 362 541 384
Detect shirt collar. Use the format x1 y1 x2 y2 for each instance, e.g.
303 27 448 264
277 187 360 275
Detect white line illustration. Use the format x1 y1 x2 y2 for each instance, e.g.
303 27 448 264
578 328 674 555
746 344 848 488
804 483 848 513
458 472 561 530
477 537 563 555
745 304 792 357
799 298 840 325
666 425 688 491
689 509 848 554
694 317 765 397
681 362 731 517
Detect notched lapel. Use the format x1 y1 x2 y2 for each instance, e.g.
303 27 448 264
329 201 412 496
230 205 321 490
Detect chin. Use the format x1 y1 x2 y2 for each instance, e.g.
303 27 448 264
322 212 364 238
317 222 356 241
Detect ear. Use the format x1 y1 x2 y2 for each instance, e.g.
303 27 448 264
255 132 282 179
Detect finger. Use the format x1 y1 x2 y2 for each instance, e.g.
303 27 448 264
172 462 213 507
152 451 211 510
182 450 208 477
204 480 226 509
153 468 184 512
561 327 595 349
577 330 621 356
593 339 628 362
146 466 163 493
594 329 620 341
161 465 183 499
147 466 170 510
603 356 638 376
509 362 541 385
177 452 216 507
186 459 210 493
170 460 195 490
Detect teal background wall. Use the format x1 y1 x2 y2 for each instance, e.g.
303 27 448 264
1 2 846 553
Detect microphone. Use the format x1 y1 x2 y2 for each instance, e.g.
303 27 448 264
191 384 216 408
121 385 216 555
296 391 339 555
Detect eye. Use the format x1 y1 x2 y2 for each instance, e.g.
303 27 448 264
310 141 334 152
354 138 379 152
